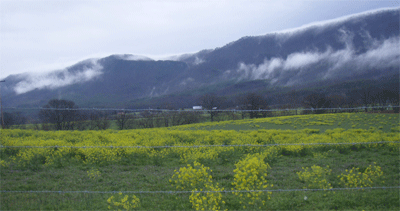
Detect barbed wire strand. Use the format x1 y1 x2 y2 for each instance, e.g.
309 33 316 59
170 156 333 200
1 186 398 194
1 141 398 149
3 105 399 112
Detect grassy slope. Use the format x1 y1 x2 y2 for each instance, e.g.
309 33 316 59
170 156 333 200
181 113 399 133
1 113 399 210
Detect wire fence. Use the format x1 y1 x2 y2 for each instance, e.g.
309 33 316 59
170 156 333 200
3 105 399 112
1 141 398 194
1 107 399 206
1 186 399 194
1 141 398 149
2 105 398 130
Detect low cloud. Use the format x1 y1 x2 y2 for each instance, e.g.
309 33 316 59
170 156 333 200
237 33 400 85
323 36 399 79
14 59 103 94
193 57 205 65
115 54 154 61
274 7 398 38
283 51 327 70
179 77 195 86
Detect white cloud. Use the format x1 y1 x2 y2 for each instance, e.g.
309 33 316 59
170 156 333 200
239 57 285 80
179 77 194 86
114 54 154 61
237 35 400 83
13 60 103 94
324 36 400 79
283 51 325 69
357 37 400 67
193 57 205 65
273 7 399 37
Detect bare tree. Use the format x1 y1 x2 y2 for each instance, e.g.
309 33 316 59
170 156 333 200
115 111 131 130
358 87 374 112
347 90 362 112
383 89 400 113
374 89 397 111
241 92 268 118
327 94 347 112
137 111 154 128
302 93 329 114
39 99 78 130
179 111 201 125
3 112 27 129
288 89 299 115
200 94 223 122
88 111 99 130
88 111 111 130
3 112 14 129
96 116 111 130
74 111 89 130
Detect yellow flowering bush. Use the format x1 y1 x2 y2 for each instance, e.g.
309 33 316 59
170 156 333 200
81 148 122 165
189 184 225 211
107 192 140 210
170 161 213 190
13 148 47 168
297 165 332 190
170 161 225 210
180 147 220 163
338 162 384 188
232 153 272 209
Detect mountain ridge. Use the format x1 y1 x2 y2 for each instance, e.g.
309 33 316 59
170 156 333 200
2 7 399 109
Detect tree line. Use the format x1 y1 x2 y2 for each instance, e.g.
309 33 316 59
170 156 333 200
2 86 399 130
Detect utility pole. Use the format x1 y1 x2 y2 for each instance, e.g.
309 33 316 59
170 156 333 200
0 80 5 129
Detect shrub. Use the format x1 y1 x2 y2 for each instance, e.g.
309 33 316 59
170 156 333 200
338 162 384 188
170 161 225 210
297 165 332 190
232 154 273 209
107 192 140 210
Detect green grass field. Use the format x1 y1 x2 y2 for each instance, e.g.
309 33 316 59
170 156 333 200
1 113 399 210
183 113 399 132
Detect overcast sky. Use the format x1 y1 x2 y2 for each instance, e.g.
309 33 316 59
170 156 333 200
0 0 398 79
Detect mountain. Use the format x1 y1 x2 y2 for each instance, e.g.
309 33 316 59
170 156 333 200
2 8 399 109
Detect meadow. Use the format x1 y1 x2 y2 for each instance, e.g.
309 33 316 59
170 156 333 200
1 113 399 210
